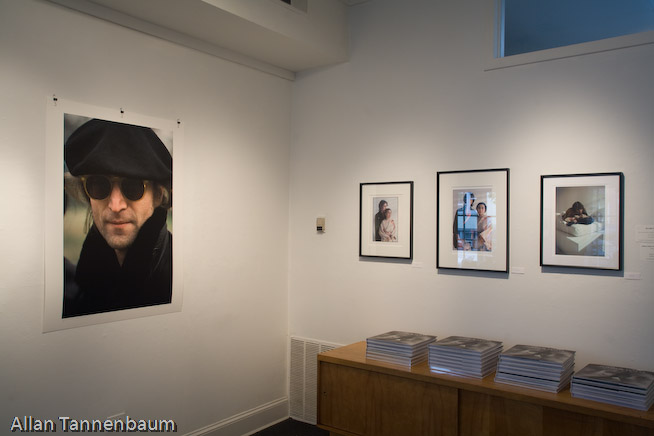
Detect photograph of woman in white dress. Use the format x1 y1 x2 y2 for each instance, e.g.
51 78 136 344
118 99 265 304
476 202 492 251
372 196 398 242
378 208 397 242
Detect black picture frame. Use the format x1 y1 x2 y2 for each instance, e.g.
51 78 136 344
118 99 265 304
540 172 623 270
359 181 413 260
437 169 510 272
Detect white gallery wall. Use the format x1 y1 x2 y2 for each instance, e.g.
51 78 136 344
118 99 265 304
289 0 654 371
0 0 291 434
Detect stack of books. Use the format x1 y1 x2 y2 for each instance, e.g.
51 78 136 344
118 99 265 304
495 344 575 393
571 364 654 411
366 331 436 367
428 336 503 379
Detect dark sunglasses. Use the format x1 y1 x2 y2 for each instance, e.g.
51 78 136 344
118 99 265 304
81 175 149 201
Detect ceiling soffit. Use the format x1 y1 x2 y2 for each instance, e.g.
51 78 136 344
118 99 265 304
46 0 351 80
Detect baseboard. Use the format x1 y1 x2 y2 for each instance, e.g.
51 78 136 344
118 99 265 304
184 398 288 436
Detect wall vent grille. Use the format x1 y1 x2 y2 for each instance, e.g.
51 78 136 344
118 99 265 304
289 337 340 424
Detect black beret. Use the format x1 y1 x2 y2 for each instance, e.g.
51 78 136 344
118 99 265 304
65 119 172 185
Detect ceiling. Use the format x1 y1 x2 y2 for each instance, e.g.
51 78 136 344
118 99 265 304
47 0 372 80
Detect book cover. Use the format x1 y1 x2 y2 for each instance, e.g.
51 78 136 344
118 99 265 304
431 336 502 354
573 364 654 390
367 331 436 348
501 344 575 365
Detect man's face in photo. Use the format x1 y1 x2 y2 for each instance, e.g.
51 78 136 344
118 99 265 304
89 178 161 252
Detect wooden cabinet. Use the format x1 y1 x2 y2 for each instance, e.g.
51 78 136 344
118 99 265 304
320 362 457 436
317 342 654 436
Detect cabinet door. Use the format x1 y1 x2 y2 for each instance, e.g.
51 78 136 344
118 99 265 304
459 390 543 436
319 363 369 435
542 408 654 436
459 391 654 436
319 362 457 436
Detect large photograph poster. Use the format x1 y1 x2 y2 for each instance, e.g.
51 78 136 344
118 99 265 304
44 98 184 332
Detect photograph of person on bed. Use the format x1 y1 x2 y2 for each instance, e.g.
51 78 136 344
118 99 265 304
562 201 594 226
555 186 605 257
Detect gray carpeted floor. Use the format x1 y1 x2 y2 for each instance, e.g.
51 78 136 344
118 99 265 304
252 418 329 436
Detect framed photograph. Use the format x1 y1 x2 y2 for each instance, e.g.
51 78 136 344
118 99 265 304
437 169 509 272
44 97 184 332
360 181 413 259
541 173 623 270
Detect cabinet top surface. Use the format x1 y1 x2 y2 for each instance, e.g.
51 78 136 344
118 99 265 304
318 341 654 427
